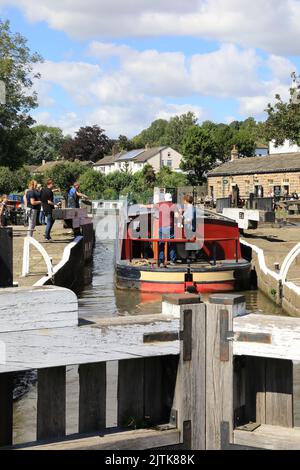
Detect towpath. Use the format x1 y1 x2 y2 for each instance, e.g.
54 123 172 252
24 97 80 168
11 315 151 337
244 225 300 285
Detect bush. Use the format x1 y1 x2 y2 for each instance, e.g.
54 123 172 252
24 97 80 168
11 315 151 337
45 161 87 192
14 167 31 192
103 188 118 200
78 169 105 199
0 167 17 194
105 171 133 195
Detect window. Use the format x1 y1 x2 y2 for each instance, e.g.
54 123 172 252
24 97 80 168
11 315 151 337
168 152 171 157
167 160 172 168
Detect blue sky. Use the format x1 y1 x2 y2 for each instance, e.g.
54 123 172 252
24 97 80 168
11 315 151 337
1 0 300 137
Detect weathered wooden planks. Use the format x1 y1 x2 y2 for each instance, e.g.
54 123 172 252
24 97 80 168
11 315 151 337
118 359 145 428
205 302 234 450
17 428 181 451
233 314 300 361
234 424 300 450
79 363 106 433
0 318 180 374
265 359 293 428
37 367 66 441
293 362 300 427
172 303 206 450
0 286 78 332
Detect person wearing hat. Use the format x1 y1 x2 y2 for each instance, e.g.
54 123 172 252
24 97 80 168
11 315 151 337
154 193 177 268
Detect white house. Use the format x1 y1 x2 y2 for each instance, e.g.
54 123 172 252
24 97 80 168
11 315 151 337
94 146 183 175
269 139 300 154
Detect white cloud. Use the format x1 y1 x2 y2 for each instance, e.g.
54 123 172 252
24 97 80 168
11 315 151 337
33 111 82 136
267 55 295 82
3 0 300 54
156 104 204 121
31 40 298 136
239 82 291 117
190 44 262 97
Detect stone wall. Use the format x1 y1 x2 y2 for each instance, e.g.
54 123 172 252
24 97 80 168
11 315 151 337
208 171 300 199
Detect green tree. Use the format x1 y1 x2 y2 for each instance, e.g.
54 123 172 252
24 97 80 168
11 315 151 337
78 169 105 199
132 119 168 148
233 128 256 157
14 166 31 192
61 125 111 162
44 161 87 192
180 126 218 185
105 171 133 195
103 187 118 200
27 125 65 164
265 75 300 146
117 135 134 151
141 164 156 187
162 112 198 150
0 167 17 193
0 20 42 168
156 166 188 188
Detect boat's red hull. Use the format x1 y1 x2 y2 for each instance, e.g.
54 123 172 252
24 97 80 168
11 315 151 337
116 261 251 294
138 280 235 294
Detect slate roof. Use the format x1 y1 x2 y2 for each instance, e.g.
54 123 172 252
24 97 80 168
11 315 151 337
208 153 300 177
94 154 121 166
94 147 167 166
135 147 166 163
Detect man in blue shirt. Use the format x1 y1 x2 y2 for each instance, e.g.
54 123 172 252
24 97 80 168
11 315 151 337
67 183 88 209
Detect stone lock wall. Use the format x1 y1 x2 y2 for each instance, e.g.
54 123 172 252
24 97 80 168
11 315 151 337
208 171 300 199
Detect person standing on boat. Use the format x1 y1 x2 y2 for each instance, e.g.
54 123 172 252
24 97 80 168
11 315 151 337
183 195 196 239
155 193 177 268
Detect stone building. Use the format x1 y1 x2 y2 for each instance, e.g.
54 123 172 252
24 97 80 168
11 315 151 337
208 147 300 200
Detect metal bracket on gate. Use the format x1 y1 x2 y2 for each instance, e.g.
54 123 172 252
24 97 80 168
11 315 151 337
182 310 192 362
220 309 234 362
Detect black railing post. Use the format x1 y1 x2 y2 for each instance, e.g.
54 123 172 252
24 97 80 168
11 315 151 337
213 242 217 266
0 227 13 288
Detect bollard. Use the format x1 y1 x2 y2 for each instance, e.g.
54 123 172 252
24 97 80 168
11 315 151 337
0 228 13 288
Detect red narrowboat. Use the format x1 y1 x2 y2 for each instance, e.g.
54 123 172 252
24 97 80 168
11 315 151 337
115 203 251 294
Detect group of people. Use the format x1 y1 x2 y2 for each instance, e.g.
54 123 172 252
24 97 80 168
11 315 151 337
23 180 88 240
154 194 197 268
24 179 56 240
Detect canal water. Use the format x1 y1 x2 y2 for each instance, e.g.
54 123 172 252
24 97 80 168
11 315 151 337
13 238 283 445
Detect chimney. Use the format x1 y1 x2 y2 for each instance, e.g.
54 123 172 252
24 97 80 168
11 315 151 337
112 144 120 156
145 143 150 150
42 159 46 166
231 145 239 161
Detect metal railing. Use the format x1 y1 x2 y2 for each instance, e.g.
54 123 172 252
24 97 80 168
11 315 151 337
128 236 240 266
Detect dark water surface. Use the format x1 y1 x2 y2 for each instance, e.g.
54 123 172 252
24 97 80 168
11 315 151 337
13 237 283 445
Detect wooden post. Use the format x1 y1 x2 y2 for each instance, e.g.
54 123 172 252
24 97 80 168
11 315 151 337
170 295 206 450
118 359 144 428
79 362 106 433
37 367 66 441
206 294 246 450
0 373 13 446
293 362 300 427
